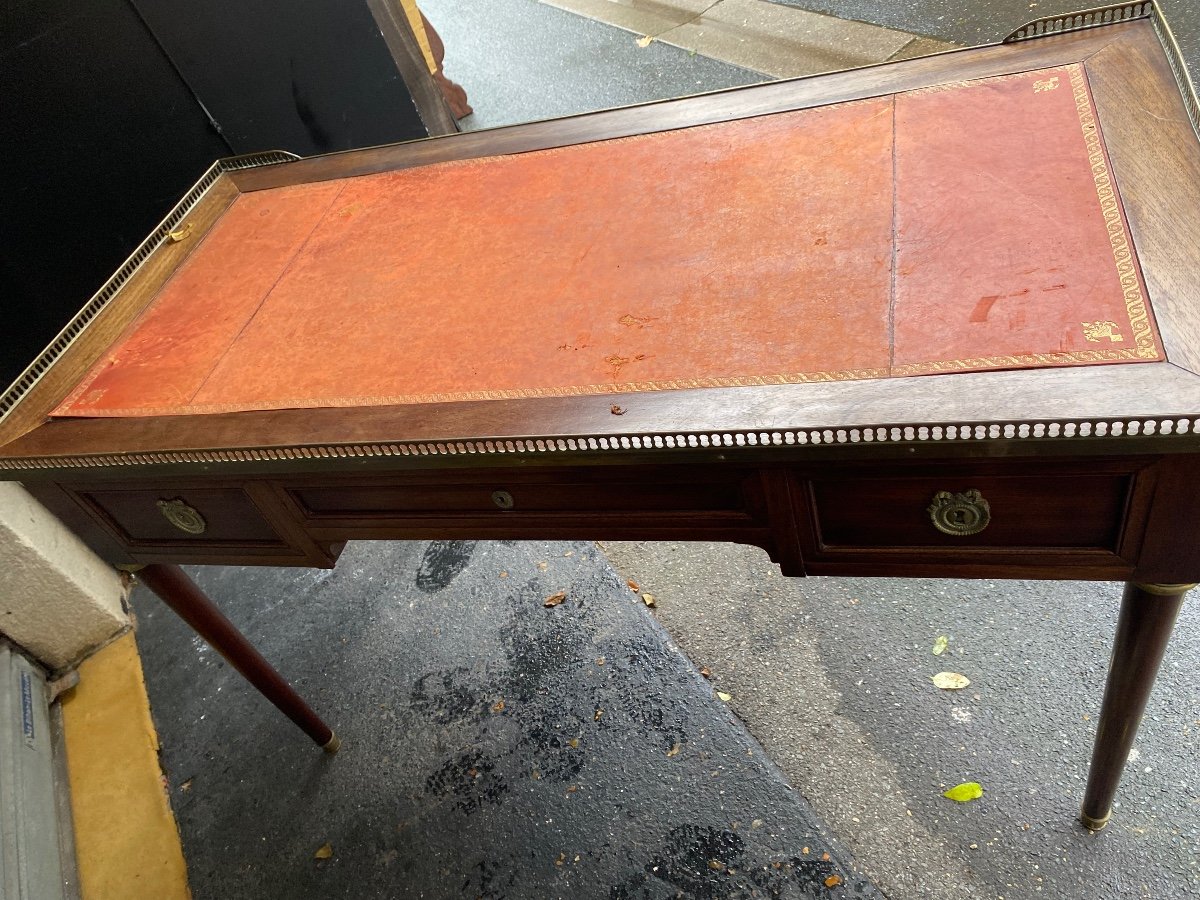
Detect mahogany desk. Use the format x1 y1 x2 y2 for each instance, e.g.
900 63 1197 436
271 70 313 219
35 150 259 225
3 6 1200 831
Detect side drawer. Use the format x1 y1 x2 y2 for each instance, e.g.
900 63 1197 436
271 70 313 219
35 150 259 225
61 481 327 565
796 459 1154 577
811 473 1128 550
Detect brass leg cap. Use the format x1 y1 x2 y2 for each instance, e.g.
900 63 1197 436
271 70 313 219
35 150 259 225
322 733 342 754
1080 808 1111 831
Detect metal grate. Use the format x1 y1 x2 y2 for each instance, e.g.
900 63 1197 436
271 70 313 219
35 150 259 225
0 151 299 427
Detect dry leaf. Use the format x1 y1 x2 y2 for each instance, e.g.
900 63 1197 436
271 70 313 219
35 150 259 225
594 708 604 721
555 852 566 866
544 590 567 608
566 785 578 794
932 635 949 656
568 738 580 749
932 672 971 690
636 35 654 47
596 656 606 666
825 874 842 887
716 691 732 702
943 781 984 802
666 743 681 758
627 578 640 592
708 860 725 871
314 843 333 860
699 666 713 679
821 852 830 861
499 570 509 579
641 593 657 608
537 561 549 571
179 779 193 793
492 699 506 712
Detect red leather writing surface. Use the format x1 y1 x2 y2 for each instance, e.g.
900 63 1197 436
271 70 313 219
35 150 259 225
56 64 1160 419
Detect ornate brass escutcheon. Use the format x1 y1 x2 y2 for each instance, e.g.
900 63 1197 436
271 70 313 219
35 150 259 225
927 489 990 536
157 498 207 535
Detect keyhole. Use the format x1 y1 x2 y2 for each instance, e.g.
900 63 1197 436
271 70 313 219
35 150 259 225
951 509 968 525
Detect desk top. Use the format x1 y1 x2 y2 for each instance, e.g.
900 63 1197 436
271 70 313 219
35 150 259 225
4 9 1200 473
55 64 1160 418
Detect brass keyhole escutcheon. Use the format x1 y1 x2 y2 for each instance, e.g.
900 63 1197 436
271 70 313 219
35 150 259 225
927 489 990 537
157 498 207 535
491 490 515 510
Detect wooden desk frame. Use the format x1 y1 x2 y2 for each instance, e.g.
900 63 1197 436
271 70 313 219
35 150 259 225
4 4 1200 831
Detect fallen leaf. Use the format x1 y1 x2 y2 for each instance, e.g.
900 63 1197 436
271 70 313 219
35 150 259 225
537 561 549 571
636 35 654 48
716 691 733 702
825 874 843 888
596 656 606 666
499 570 509 579
594 708 604 721
179 779 193 793
566 785 578 793
568 738 580 749
801 847 809 855
708 859 725 871
932 672 970 690
943 781 984 802
641 593 657 608
666 743 681 758
314 843 333 860
699 666 713 679
492 699 506 712
627 578 640 592
544 590 567 608
555 852 566 867
932 635 949 656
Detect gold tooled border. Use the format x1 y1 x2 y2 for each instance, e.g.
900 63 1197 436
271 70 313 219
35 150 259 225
54 68 1162 419
1069 63 1158 358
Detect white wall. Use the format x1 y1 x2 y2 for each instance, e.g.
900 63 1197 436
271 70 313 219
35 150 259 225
0 483 129 671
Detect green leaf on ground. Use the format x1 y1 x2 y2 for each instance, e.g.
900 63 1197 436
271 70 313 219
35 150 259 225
943 782 983 802
932 635 948 656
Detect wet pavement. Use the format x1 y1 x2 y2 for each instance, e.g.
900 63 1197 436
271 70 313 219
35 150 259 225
134 542 883 899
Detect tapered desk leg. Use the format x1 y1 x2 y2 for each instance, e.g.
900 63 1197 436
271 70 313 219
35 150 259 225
137 564 341 753
1080 581 1191 830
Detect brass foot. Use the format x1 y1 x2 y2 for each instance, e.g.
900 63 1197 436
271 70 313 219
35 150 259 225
1080 808 1111 831
322 733 342 754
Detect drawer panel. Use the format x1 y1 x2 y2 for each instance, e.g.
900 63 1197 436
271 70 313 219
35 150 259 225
74 487 287 546
290 467 764 522
809 473 1132 551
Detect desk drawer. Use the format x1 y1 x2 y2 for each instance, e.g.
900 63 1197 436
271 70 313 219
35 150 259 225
62 482 327 565
809 472 1131 551
285 466 769 537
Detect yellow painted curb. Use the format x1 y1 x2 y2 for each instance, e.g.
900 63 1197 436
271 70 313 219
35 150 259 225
60 632 190 899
